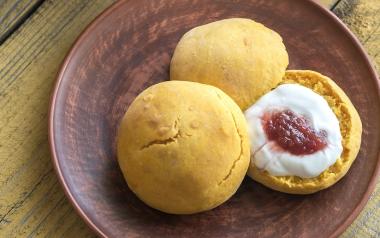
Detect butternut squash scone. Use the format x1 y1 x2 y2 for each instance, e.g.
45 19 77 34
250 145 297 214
117 81 250 214
247 70 362 194
170 18 289 110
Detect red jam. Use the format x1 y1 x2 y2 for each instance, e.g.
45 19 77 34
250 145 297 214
262 110 327 155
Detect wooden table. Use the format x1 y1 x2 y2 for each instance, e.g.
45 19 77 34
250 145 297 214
0 0 379 237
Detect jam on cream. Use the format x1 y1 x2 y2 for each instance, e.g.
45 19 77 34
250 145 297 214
262 109 327 155
245 84 343 178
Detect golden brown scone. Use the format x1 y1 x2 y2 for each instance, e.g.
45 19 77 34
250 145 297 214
248 70 362 194
117 81 250 214
170 18 289 110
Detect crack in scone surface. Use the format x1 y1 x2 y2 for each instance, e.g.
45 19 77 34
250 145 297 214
140 117 181 150
215 92 244 185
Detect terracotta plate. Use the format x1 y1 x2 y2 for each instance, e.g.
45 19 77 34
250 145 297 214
49 0 380 237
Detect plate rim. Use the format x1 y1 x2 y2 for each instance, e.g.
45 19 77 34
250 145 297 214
48 0 380 237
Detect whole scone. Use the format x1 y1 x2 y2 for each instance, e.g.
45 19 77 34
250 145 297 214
248 70 362 194
117 81 250 214
170 18 289 110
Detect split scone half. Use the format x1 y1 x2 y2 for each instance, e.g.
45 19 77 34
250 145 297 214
246 70 362 194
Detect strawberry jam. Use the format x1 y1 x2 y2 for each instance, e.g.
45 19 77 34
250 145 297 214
262 110 327 155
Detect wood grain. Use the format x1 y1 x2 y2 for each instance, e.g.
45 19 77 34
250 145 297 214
334 0 380 72
318 0 340 9
0 0 115 237
0 0 44 43
0 0 378 237
50 0 379 237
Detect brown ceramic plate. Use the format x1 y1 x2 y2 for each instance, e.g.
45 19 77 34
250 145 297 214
49 0 380 237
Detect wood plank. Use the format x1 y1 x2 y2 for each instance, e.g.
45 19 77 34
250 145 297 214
0 0 115 237
0 0 44 44
334 0 380 73
318 0 341 9
0 0 378 237
333 1 380 237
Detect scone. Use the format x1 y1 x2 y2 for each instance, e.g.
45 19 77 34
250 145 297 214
170 18 289 110
245 70 362 194
117 81 250 214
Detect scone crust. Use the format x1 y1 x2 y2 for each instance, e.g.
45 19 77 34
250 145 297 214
170 18 289 110
117 81 250 214
248 70 362 194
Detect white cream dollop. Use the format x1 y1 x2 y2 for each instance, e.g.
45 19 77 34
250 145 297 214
244 84 342 178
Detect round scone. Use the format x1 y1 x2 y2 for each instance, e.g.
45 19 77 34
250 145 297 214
170 18 289 110
246 70 362 194
117 81 250 214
